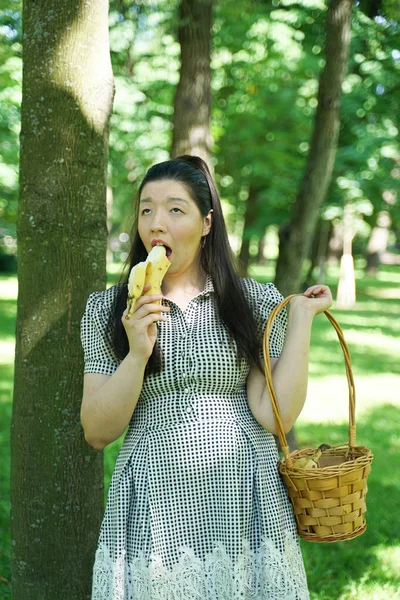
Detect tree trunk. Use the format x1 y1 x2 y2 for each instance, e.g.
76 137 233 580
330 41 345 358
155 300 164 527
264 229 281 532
274 0 353 297
107 185 114 266
304 220 333 286
365 211 391 276
256 230 268 265
171 0 213 166
336 202 356 308
239 185 258 274
11 2 114 599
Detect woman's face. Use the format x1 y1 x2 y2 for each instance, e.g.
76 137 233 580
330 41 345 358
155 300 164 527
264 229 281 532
138 179 212 276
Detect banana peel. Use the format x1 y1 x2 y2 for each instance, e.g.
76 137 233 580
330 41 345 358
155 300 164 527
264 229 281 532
292 444 331 470
126 245 171 319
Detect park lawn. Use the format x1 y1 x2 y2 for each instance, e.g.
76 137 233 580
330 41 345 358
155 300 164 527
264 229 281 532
0 264 399 599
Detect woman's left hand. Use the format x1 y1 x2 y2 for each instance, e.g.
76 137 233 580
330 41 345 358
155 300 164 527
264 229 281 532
289 284 333 316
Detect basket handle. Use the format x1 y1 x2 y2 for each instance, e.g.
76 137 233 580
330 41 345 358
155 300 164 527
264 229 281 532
263 294 356 467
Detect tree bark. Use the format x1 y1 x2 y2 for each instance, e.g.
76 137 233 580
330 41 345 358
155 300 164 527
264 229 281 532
171 0 213 166
365 211 391 276
274 0 353 297
336 202 356 308
239 185 258 274
107 185 114 265
11 1 114 598
256 230 268 265
304 220 333 286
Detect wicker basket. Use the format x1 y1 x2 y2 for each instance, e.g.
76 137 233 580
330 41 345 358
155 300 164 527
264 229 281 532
263 295 374 543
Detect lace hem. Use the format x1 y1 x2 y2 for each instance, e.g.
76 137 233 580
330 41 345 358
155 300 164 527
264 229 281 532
91 533 309 600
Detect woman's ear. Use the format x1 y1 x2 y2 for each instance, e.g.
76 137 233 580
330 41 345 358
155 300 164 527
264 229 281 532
202 209 213 236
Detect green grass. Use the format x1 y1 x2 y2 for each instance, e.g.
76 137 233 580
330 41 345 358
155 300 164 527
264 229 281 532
1 264 399 599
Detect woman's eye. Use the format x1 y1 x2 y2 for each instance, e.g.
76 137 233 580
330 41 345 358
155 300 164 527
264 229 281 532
141 208 151 215
171 208 183 214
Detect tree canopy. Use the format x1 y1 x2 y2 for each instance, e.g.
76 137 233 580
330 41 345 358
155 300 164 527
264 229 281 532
1 0 399 270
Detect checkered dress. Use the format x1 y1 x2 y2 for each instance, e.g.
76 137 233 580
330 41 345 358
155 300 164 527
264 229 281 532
80 275 309 600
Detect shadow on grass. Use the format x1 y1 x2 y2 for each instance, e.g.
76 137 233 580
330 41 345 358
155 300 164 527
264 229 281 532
308 321 399 377
297 403 400 599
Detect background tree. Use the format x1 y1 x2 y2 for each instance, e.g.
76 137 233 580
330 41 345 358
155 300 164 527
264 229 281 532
171 0 213 164
10 0 114 598
211 0 326 271
274 0 353 297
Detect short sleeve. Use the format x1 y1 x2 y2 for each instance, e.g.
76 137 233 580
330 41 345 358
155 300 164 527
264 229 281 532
80 291 120 376
256 283 288 360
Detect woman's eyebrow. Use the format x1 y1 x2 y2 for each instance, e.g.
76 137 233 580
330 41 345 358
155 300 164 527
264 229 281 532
139 197 190 205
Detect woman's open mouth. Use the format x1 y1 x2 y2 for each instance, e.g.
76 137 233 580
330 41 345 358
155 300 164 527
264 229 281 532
153 242 172 261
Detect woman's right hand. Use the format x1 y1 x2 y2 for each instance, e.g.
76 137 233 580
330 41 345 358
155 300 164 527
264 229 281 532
122 283 170 361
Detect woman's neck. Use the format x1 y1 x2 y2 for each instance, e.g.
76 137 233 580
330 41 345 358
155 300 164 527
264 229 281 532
162 267 206 298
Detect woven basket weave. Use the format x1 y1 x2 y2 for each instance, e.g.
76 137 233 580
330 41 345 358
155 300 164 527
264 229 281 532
263 295 374 543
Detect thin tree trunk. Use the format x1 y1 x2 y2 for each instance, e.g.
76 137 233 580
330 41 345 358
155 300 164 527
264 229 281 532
365 211 391 276
274 0 353 297
171 0 213 166
239 185 258 274
107 185 114 266
11 1 114 598
256 230 268 265
304 220 332 286
337 202 356 308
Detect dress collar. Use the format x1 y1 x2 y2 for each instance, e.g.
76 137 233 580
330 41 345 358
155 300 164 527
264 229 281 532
161 273 214 306
199 273 215 296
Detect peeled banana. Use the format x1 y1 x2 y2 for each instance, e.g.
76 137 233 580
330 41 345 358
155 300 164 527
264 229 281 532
125 245 171 319
292 444 331 470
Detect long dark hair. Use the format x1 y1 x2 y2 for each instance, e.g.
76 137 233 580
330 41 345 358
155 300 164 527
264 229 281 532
108 155 264 376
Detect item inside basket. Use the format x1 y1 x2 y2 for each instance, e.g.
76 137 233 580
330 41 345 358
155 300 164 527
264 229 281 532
318 455 349 468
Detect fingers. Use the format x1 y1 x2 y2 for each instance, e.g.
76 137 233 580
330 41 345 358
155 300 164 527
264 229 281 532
143 311 169 327
136 302 170 318
136 293 164 307
303 284 331 297
123 293 170 323
123 305 169 324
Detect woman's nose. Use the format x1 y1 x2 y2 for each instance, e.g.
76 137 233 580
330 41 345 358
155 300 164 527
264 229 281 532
150 221 167 233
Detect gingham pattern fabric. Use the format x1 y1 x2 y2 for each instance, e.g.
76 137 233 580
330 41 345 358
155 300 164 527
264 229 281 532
80 275 309 600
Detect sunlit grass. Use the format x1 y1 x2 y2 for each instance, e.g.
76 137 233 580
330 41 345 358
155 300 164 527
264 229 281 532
301 373 399 423
0 275 18 300
0 341 14 365
373 545 400 580
338 583 400 600
375 269 400 283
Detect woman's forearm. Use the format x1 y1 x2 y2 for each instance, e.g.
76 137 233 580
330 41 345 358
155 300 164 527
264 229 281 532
263 305 314 432
80 353 147 449
248 285 332 435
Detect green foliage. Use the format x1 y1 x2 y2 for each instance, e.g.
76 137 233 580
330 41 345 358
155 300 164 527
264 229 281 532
212 0 326 235
0 0 399 263
332 7 400 239
211 1 400 254
0 0 21 245
107 0 180 239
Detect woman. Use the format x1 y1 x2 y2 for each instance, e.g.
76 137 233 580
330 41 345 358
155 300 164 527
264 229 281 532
80 155 332 599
